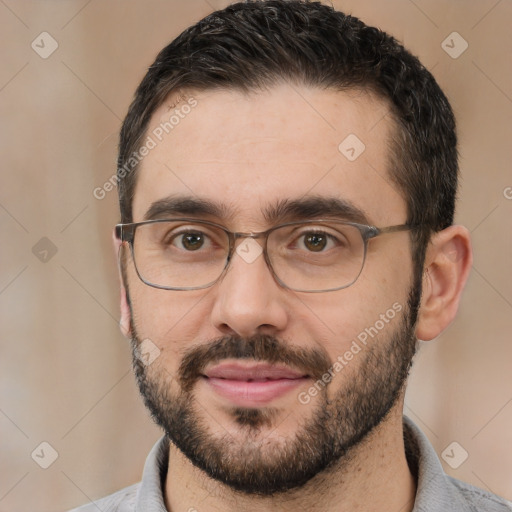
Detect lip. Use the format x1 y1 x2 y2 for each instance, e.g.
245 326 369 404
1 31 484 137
202 362 309 406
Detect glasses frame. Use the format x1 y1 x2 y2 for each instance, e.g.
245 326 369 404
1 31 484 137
115 218 415 293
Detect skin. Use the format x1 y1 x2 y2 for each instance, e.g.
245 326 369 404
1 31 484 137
114 83 472 511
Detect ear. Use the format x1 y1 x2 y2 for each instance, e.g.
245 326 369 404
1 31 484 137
113 228 132 338
415 225 473 341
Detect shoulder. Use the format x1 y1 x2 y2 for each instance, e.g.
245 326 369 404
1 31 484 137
403 416 511 512
67 482 139 512
447 476 512 512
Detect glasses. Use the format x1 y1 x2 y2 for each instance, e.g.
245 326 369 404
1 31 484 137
115 218 414 293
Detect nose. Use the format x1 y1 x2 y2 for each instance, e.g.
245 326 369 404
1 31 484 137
209 239 289 338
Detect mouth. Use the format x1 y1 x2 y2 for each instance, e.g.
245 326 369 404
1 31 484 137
201 362 310 407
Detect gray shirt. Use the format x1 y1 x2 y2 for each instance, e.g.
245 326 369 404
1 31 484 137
70 417 512 511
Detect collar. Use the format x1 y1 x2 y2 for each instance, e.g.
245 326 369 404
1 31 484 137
134 416 506 511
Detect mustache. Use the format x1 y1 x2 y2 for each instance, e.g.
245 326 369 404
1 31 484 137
178 334 332 392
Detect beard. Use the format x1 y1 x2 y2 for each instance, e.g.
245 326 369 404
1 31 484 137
129 283 421 496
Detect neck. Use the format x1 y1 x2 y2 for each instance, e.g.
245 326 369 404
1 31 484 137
164 405 416 512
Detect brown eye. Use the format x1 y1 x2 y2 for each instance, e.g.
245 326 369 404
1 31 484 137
177 232 205 251
182 233 204 251
303 233 328 252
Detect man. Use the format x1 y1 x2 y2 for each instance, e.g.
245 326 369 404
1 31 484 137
73 1 511 510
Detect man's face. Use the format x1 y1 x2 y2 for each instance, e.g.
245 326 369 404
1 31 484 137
121 84 419 494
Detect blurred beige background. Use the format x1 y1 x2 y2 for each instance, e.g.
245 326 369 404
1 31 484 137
0 1 511 510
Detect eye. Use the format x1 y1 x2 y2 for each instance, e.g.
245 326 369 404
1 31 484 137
162 226 216 251
174 231 207 251
301 232 329 252
141 221 228 259
296 230 338 252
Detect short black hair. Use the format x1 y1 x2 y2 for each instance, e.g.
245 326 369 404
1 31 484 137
118 0 458 275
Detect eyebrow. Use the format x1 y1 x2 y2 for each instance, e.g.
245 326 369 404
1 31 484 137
144 195 371 225
144 196 232 221
263 196 370 225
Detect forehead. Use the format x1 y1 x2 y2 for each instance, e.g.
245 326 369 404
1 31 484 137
132 84 406 227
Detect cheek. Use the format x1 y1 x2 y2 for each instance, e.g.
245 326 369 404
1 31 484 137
128 280 214 358
299 277 408 362
300 295 407 400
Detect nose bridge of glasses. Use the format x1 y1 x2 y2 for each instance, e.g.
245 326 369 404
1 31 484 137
229 230 268 252
232 231 265 240
222 230 276 290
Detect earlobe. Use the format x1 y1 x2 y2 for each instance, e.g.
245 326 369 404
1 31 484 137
112 228 132 338
119 281 132 338
415 225 473 341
